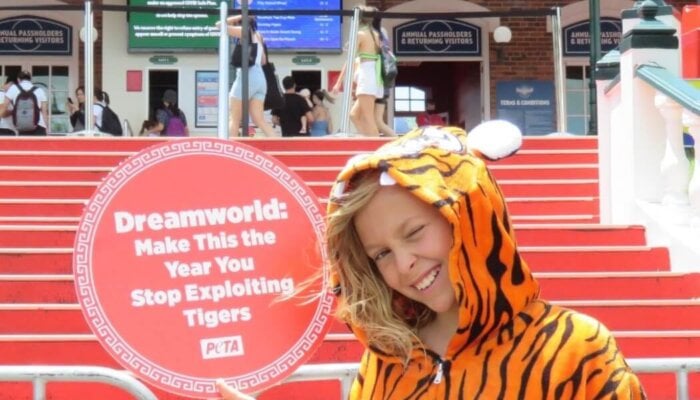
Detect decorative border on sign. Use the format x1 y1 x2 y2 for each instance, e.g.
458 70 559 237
74 139 334 396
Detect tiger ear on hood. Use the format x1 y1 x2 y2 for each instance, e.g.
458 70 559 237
467 119 522 161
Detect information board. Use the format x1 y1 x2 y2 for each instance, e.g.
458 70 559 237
496 80 555 135
128 0 342 52
234 0 342 52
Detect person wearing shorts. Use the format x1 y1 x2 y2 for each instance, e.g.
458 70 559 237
331 6 383 136
217 15 276 137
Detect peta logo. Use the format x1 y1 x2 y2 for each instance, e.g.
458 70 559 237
200 335 244 360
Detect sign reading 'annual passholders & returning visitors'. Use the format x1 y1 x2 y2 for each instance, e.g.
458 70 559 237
73 139 333 397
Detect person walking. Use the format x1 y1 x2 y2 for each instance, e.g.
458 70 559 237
216 14 276 137
271 76 314 137
155 89 189 136
0 77 17 135
331 5 384 136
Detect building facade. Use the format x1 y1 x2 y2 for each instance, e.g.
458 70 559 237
0 0 695 135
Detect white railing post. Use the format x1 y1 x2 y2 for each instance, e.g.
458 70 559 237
655 93 690 207
217 1 230 140
683 111 700 227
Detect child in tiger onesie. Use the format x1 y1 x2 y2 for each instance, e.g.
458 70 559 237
217 123 646 399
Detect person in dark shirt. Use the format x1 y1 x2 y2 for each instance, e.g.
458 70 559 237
272 76 314 137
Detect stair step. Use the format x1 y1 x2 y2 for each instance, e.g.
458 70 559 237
4 270 699 303
268 149 599 168
0 179 600 199
0 151 136 167
0 166 113 181
0 199 85 217
0 163 600 182
0 136 597 152
0 197 599 219
523 246 670 272
0 137 166 152
551 300 700 331
538 271 700 300
4 298 698 334
0 245 666 274
0 223 643 247
0 182 99 199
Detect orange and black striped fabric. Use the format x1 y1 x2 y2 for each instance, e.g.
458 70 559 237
327 126 646 399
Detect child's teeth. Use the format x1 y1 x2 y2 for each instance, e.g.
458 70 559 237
415 269 439 291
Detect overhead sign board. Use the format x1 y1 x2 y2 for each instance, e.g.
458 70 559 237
563 18 622 56
0 15 72 56
394 19 481 56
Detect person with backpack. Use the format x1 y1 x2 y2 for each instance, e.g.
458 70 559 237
155 89 189 137
93 88 123 136
2 70 49 136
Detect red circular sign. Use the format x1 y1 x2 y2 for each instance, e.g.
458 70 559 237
74 139 333 397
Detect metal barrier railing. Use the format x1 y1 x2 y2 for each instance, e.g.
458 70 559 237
629 358 700 400
0 365 157 400
1 358 698 399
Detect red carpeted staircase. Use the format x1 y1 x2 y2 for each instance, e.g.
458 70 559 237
0 136 698 400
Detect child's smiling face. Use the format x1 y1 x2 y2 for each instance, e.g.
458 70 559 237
354 184 457 314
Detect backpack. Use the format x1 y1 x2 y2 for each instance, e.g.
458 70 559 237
12 86 40 133
96 104 123 136
377 32 398 88
165 110 187 136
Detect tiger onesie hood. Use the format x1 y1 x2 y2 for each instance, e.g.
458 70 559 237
327 124 646 399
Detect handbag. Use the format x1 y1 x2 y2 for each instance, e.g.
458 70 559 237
262 44 285 111
231 28 258 68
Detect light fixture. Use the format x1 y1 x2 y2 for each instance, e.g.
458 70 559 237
79 26 99 43
493 26 512 43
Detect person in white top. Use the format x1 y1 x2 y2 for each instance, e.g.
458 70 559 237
0 77 17 135
2 70 49 135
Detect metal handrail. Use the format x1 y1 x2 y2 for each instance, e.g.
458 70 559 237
0 358 698 399
0 365 157 400
123 118 134 137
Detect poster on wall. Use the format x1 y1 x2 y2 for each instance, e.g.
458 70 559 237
195 71 219 128
496 81 555 135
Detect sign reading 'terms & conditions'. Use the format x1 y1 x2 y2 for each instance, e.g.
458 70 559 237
73 139 333 397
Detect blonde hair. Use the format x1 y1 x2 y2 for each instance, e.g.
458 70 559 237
326 171 434 362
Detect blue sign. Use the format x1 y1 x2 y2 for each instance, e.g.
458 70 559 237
394 19 480 56
563 18 622 56
0 15 72 56
496 81 555 135
233 0 342 52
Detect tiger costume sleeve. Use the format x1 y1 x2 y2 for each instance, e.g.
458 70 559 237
328 125 646 399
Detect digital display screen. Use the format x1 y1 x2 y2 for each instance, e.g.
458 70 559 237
234 0 342 52
128 0 342 52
